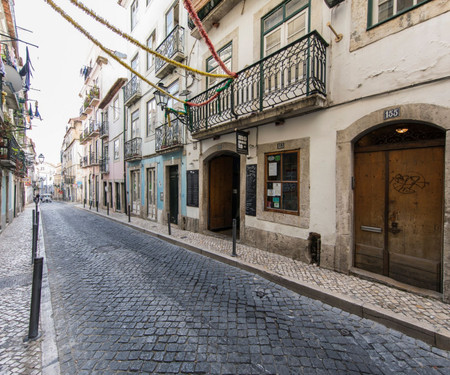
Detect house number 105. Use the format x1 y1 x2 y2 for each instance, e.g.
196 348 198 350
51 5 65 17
384 108 400 120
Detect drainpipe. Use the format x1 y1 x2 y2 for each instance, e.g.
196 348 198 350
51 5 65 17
122 87 127 214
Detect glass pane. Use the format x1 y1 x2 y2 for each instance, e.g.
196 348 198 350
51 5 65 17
282 183 298 211
207 57 218 72
219 44 232 62
286 0 308 17
287 12 306 44
265 29 281 56
263 7 283 33
378 0 393 22
266 182 281 209
282 152 298 181
397 0 414 12
267 154 281 181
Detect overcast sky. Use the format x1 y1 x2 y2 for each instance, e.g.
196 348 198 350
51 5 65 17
14 0 126 165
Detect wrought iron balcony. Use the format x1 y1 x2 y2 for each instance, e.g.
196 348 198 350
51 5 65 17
89 151 99 165
64 176 75 184
99 121 109 138
125 137 142 161
155 25 185 79
189 31 327 138
89 120 100 136
155 119 186 153
100 157 110 174
124 76 142 107
0 133 19 168
80 155 88 167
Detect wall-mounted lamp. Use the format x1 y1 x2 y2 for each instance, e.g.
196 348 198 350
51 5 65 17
324 0 345 8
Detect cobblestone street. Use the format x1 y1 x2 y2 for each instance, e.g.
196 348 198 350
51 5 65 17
39 203 449 374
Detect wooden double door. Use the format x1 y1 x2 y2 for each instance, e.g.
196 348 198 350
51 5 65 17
354 145 443 292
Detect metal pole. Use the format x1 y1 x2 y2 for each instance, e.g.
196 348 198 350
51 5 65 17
232 218 237 257
31 221 37 264
107 204 109 216
96 201 99 212
35 211 40 242
27 257 43 341
89 201 92 210
84 198 86 208
128 205 131 222
167 213 171 235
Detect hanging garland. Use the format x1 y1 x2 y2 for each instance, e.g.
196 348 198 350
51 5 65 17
68 0 233 80
182 0 238 79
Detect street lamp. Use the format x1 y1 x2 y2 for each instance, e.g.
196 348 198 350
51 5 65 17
154 83 189 126
154 83 169 110
38 153 45 164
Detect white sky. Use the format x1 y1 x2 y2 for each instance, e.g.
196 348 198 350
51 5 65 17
14 0 127 165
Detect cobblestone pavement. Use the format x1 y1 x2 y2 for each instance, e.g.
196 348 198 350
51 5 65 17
75 202 450 335
41 203 449 374
0 207 41 375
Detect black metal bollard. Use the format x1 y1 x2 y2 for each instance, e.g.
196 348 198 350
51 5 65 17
27 257 43 341
32 209 35 231
128 205 131 222
89 201 92 210
107 204 109 215
96 201 99 212
36 211 40 242
167 213 171 235
232 218 237 257
84 198 86 208
31 221 37 264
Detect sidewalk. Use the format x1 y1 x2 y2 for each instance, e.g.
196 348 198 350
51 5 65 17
76 202 450 351
0 207 41 374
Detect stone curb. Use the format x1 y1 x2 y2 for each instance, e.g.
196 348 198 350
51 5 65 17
78 205 450 351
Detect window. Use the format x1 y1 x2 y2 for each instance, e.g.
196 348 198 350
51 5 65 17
114 139 120 160
131 54 139 77
369 0 428 26
131 0 139 30
206 43 232 88
262 0 308 57
113 96 120 120
166 80 179 110
131 109 140 138
166 1 179 36
146 32 156 71
146 98 156 136
265 150 299 213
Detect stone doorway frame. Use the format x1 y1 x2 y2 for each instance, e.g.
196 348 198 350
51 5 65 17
335 103 450 302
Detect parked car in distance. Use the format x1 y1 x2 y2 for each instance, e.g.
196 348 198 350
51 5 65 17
41 194 52 203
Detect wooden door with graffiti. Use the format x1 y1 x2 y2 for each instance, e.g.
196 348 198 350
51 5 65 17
354 124 444 292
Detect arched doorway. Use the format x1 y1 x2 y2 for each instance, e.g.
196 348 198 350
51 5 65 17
208 153 240 233
354 123 444 292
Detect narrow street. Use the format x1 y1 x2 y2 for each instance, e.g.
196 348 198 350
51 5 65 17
39 203 449 374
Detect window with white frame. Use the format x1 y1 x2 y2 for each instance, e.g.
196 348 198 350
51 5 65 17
206 43 232 88
113 96 120 120
146 31 156 71
165 1 179 36
131 54 139 77
146 98 156 136
262 0 308 57
369 0 428 26
131 109 140 139
131 0 139 30
114 139 120 160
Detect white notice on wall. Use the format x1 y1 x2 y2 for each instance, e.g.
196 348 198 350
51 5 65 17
273 183 281 196
267 189 274 197
269 162 277 176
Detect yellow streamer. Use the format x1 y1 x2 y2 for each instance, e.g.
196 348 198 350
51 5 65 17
69 0 233 79
44 0 184 104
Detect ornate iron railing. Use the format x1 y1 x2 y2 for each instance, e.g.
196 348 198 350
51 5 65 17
80 155 88 167
125 137 142 160
124 76 141 104
189 31 327 132
155 119 185 151
155 25 185 73
89 120 100 135
0 134 19 165
100 157 109 173
89 151 98 165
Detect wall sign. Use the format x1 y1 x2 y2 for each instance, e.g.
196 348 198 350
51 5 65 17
384 108 400 120
186 170 199 207
246 165 257 216
236 130 248 155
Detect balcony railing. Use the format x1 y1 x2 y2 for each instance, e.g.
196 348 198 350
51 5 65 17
99 120 109 138
188 31 327 135
155 119 185 152
89 152 99 165
80 155 88 167
0 134 19 168
124 76 141 106
125 137 142 160
64 176 75 185
89 120 100 136
100 157 110 174
155 25 185 78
